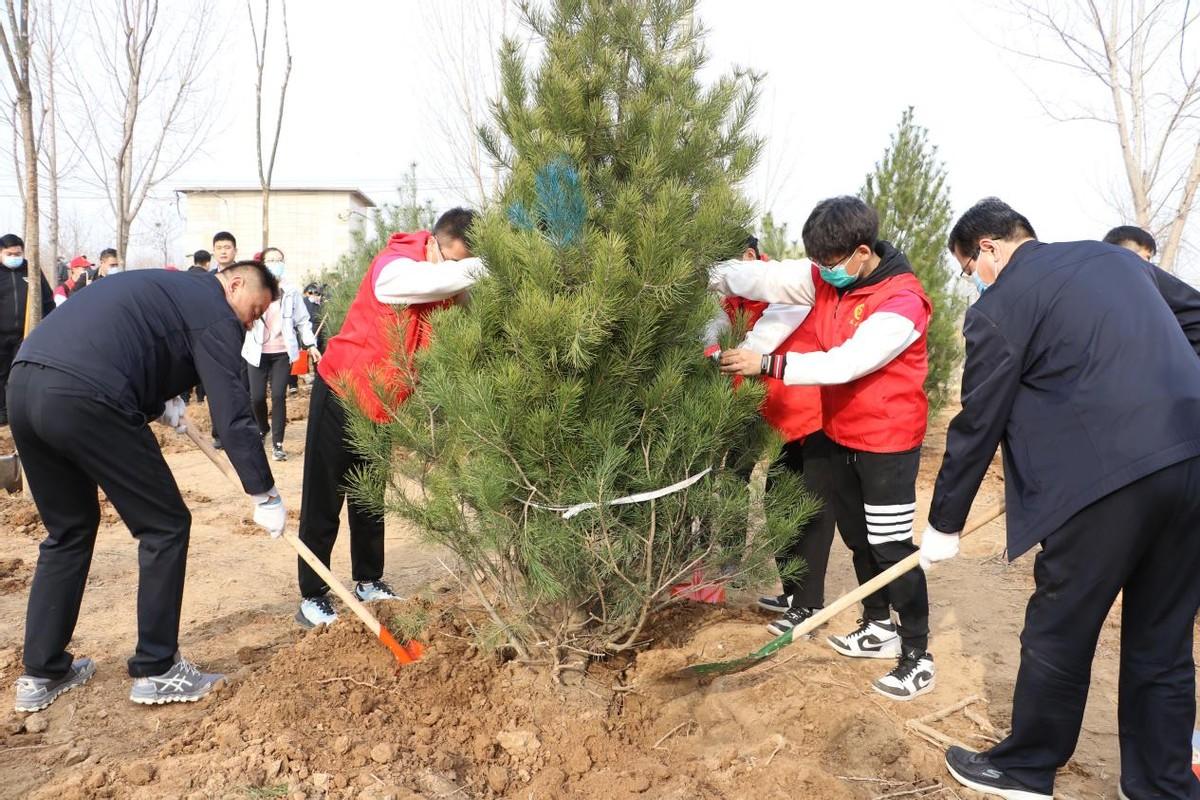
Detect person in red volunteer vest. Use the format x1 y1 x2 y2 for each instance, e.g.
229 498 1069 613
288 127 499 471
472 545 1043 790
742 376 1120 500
295 208 482 628
711 197 935 702
703 237 836 637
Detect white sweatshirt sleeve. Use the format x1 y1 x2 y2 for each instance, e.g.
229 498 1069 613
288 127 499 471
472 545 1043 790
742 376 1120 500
740 304 810 353
373 257 487 305
782 311 919 386
708 258 817 306
702 306 731 348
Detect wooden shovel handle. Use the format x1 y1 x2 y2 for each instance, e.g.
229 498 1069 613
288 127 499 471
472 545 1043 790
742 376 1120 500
182 421 386 636
787 502 1007 641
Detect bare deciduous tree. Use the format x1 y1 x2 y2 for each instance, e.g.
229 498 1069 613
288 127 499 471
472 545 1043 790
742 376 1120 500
419 0 513 208
33 0 81 270
248 0 292 252
65 0 216 261
0 0 44 332
1009 0 1200 271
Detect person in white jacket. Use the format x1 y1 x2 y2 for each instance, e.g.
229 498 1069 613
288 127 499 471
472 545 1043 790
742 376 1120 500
243 247 321 461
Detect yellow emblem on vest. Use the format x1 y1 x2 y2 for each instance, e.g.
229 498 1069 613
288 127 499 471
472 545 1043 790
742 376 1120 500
852 303 866 323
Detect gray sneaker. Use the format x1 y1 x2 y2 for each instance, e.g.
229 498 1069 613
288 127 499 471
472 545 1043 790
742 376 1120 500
14 657 96 712
129 655 224 705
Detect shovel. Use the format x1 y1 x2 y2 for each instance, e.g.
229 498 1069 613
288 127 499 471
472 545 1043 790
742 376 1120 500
0 452 20 494
671 502 1006 679
182 419 424 667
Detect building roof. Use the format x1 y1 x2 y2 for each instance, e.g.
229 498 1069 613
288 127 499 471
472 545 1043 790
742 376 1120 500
176 186 376 207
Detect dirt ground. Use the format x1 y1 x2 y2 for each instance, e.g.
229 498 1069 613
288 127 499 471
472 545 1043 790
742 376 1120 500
0 395 1194 800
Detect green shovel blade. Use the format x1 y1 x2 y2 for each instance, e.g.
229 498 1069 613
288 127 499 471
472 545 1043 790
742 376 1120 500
673 627 795 678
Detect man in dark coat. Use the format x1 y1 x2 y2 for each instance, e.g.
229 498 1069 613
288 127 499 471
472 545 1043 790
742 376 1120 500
9 262 288 713
920 198 1200 800
0 233 54 426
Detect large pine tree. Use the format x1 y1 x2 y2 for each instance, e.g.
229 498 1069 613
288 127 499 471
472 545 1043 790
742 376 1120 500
861 107 965 417
348 0 816 665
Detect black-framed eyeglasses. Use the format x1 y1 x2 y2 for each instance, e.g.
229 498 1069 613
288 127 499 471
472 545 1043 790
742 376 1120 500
960 246 980 279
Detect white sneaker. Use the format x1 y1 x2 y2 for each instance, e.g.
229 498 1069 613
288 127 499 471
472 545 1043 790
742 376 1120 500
296 595 337 628
354 580 399 601
872 648 935 701
827 617 901 659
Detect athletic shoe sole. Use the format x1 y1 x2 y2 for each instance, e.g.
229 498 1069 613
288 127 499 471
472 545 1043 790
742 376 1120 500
872 675 935 701
827 635 902 660
294 607 337 629
757 598 790 613
129 681 224 706
945 758 1051 800
15 661 96 712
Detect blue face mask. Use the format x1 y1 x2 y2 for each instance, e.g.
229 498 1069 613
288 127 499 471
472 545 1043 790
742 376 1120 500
972 274 990 295
816 254 858 289
2 255 23 269
267 262 285 279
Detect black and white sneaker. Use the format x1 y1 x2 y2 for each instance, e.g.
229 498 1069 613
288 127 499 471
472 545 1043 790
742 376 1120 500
766 606 818 637
212 436 223 451
757 593 794 613
827 617 901 659
354 580 399 601
945 746 1052 800
296 595 338 628
873 647 935 701
129 655 224 705
272 443 287 461
14 657 96 712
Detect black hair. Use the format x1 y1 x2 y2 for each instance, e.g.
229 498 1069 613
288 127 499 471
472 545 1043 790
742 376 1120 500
432 207 475 243
1102 225 1156 256
99 248 118 261
213 231 237 247
261 246 285 260
801 196 879 265
224 259 280 300
0 233 24 250
947 197 1038 256
193 249 211 264
744 234 760 258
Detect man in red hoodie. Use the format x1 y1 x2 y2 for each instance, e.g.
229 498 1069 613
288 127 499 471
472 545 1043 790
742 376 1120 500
703 236 835 637
711 197 935 701
295 208 482 627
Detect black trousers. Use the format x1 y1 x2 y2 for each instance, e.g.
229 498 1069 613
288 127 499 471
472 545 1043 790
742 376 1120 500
297 374 385 598
769 431 837 608
9 363 191 679
987 456 1200 798
248 351 291 446
0 330 20 421
827 442 928 651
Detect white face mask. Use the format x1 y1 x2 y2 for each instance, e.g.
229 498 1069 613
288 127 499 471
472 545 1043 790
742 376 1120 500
267 262 285 279
2 255 23 269
107 266 123 274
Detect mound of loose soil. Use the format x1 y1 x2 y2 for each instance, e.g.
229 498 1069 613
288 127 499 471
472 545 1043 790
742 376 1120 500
26 598 968 800
0 558 29 595
0 493 40 538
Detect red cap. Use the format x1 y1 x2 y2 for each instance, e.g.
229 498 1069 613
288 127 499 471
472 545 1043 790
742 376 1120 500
69 255 92 269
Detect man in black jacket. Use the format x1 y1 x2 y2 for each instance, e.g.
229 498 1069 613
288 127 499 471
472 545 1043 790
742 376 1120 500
919 198 1200 800
0 233 54 426
8 262 288 713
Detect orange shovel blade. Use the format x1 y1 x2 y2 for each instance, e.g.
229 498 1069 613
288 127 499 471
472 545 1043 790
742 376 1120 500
379 627 425 665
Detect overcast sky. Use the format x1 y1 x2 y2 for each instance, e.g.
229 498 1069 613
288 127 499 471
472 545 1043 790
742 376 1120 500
2 0 1196 278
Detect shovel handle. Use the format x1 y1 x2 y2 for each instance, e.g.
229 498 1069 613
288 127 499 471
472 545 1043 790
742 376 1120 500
182 422 386 638
787 502 1006 642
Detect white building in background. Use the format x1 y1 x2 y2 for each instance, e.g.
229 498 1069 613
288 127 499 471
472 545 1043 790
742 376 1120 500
176 186 376 282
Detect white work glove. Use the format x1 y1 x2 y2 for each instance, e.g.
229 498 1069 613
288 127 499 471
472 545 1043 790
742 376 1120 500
157 396 187 433
251 488 286 538
919 525 960 571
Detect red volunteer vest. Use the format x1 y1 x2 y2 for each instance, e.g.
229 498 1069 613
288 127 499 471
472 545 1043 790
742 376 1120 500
811 266 930 452
318 231 452 423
